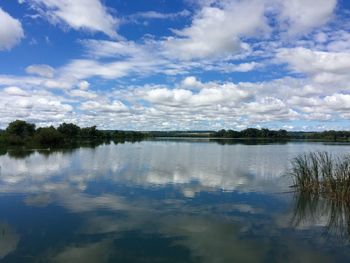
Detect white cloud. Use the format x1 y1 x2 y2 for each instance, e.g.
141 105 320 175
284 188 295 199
277 47 350 84
164 0 269 60
60 59 138 80
0 0 348 131
181 76 203 89
80 100 128 113
0 8 24 50
0 88 73 125
127 9 191 21
0 75 75 90
245 97 299 122
277 0 337 36
26 64 55 78
3 86 29 96
141 82 252 107
22 0 119 37
278 47 350 74
225 62 261 72
81 39 145 58
68 89 97 99
2 72 350 130
59 40 190 80
327 30 350 52
324 93 350 110
61 38 261 85
78 80 90 90
286 93 350 120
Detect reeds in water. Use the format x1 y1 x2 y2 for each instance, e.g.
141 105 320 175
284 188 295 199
290 152 350 201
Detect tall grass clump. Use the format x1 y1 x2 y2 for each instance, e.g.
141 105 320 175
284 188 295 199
290 152 350 201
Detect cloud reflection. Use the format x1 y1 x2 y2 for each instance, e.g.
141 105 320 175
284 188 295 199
0 142 349 261
49 240 113 263
0 222 20 260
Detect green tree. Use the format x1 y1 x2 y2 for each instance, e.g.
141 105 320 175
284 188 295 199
57 123 81 138
80 126 98 138
5 120 35 138
34 126 63 146
277 129 288 138
241 128 260 137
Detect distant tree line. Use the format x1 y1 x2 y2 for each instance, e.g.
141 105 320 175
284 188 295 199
211 128 350 141
211 128 289 138
1 120 349 147
290 130 350 141
0 120 147 147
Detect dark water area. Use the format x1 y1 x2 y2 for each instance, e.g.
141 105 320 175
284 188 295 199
0 140 350 262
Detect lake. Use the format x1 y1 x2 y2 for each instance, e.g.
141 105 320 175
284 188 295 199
0 139 350 262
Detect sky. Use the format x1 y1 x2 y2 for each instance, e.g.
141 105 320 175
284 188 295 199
0 0 349 131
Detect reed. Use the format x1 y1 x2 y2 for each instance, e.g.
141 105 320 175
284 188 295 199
290 152 350 201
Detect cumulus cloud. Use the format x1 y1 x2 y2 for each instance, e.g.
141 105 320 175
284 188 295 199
164 0 269 60
77 80 90 90
278 47 350 75
21 0 119 37
277 0 337 36
181 76 203 89
68 89 97 99
277 47 350 84
0 88 73 126
0 0 348 130
142 83 252 107
245 97 299 122
0 8 24 50
80 100 128 113
1 72 350 130
324 93 350 110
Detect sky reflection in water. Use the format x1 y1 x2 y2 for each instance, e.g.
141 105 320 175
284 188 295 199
0 140 350 262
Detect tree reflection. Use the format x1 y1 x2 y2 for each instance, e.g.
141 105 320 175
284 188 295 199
7 148 35 159
212 139 288 145
0 139 140 159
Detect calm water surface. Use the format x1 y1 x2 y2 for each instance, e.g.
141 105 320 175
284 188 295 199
0 140 350 262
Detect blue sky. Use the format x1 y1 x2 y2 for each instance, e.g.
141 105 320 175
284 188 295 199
0 0 350 130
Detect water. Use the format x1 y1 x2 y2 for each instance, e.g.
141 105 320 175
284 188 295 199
0 140 350 262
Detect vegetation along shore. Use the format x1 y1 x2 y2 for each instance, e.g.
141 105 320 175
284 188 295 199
0 120 146 147
1 120 350 148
